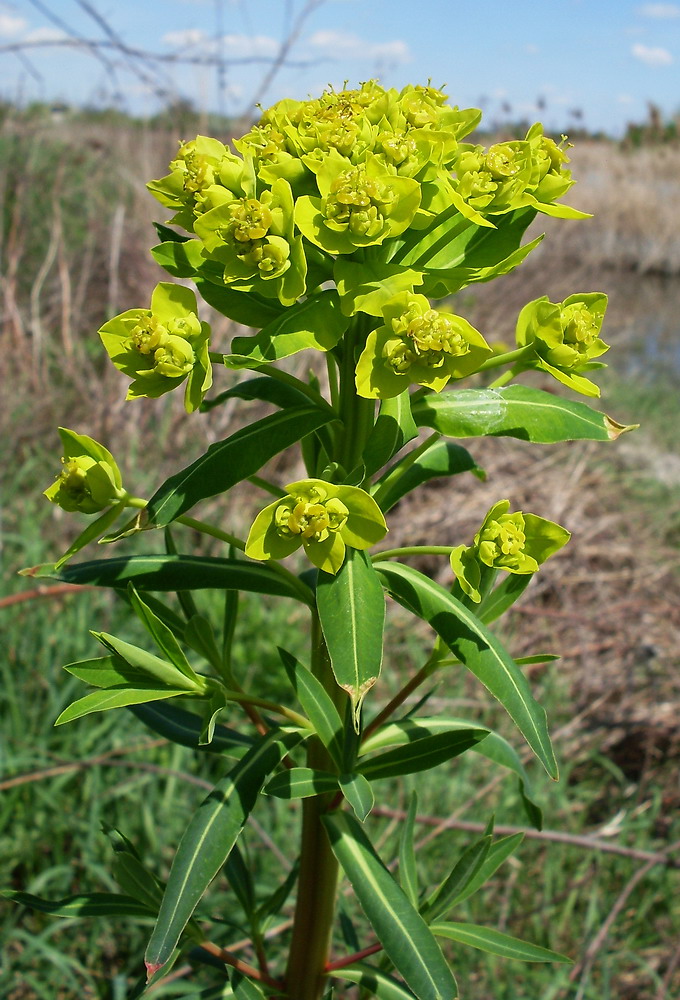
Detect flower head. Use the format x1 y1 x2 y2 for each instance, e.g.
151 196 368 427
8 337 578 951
355 292 491 398
450 500 570 602
515 292 609 396
44 429 124 514
245 479 387 575
98 283 212 412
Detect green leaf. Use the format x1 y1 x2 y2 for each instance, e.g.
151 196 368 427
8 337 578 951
265 767 339 799
317 549 385 732
150 238 204 278
362 392 418 478
55 686 188 725
196 277 285 328
229 970 268 1000
63 654 138 689
358 729 487 781
127 584 199 684
477 573 532 624
398 792 419 906
412 385 637 443
129 701 253 756
224 844 256 920
279 648 344 768
323 811 458 1000
376 562 558 778
146 406 335 527
227 291 349 365
396 206 536 271
431 922 571 963
107 829 165 913
54 502 127 569
375 441 484 512
254 859 300 924
333 963 418 1000
145 729 301 975
202 376 310 412
184 615 223 672
421 837 492 923
447 833 525 907
93 632 202 692
37 555 305 601
339 772 374 821
0 889 153 918
361 716 542 829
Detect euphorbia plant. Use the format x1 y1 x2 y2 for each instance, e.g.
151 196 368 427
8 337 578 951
13 81 636 999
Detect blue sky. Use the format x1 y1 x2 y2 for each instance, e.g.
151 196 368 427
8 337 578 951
1 1 679 134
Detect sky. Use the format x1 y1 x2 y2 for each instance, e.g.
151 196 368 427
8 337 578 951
1 0 679 135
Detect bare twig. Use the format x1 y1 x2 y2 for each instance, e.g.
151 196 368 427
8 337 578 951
197 940 283 989
372 807 680 870
0 584 93 610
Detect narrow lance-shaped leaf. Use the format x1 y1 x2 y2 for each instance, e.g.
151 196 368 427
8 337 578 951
25 555 307 601
358 729 488 781
144 728 301 977
265 767 339 799
317 549 385 733
374 441 484 512
0 889 153 919
334 963 418 1000
420 836 492 924
412 385 637 443
146 405 336 527
361 718 542 829
279 648 345 767
339 772 374 822
127 583 199 683
227 291 349 366
376 562 558 778
362 391 418 478
430 922 571 964
129 701 253 756
55 686 190 726
398 792 419 907
323 811 459 1000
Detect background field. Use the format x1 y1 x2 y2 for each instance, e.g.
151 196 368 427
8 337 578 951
1 104 679 999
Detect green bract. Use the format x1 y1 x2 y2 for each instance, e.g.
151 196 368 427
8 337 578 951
245 479 387 575
147 136 241 232
194 177 306 305
450 500 571 602
356 292 491 398
44 428 124 514
295 152 421 254
98 282 212 412
515 292 609 396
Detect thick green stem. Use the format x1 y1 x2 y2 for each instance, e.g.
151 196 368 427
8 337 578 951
336 318 376 475
285 613 342 1000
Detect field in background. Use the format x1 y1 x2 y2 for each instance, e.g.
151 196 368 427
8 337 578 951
1 106 679 999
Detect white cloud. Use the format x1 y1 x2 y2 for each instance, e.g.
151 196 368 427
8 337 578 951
0 12 26 36
162 30 278 59
23 27 67 43
618 93 634 103
162 28 208 48
637 3 680 17
308 29 410 65
632 42 673 65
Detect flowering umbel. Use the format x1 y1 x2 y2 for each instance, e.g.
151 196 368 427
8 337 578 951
515 293 609 396
245 479 387 575
356 292 491 398
450 500 571 603
98 283 212 412
44 429 124 514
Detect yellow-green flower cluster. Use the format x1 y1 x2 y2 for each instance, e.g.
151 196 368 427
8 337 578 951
450 500 571 603
98 283 212 412
245 479 387 575
515 292 609 396
44 429 125 514
356 292 491 398
146 82 583 309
